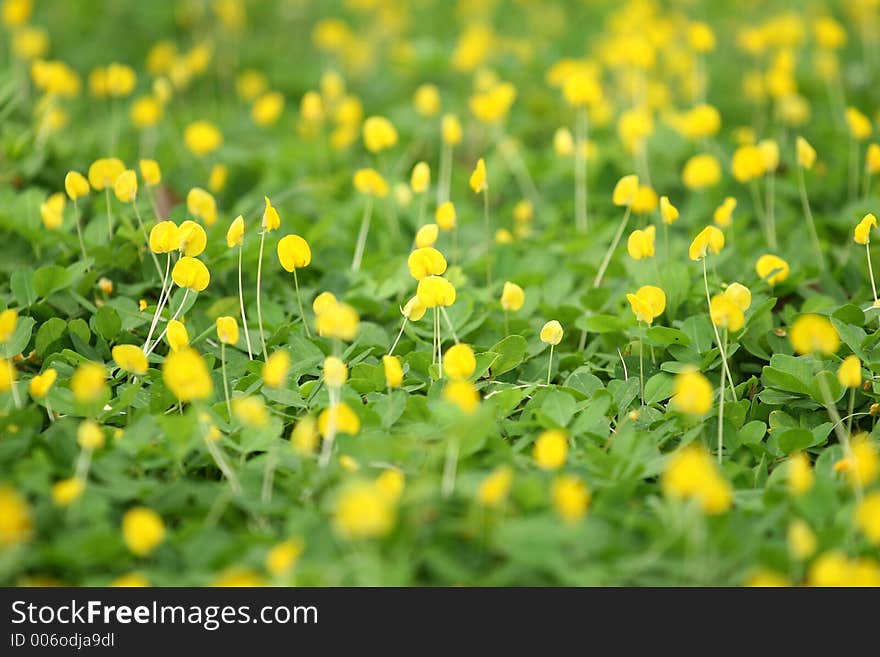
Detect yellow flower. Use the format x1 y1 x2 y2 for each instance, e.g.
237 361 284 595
671 369 713 416
362 116 398 153
186 187 217 226
277 234 311 271
77 419 105 450
408 247 448 281
670 104 721 140
105 62 136 97
112 344 148 375
0 361 15 396
846 106 872 141
443 344 476 380
659 195 679 224
724 282 752 311
262 350 290 388
413 83 440 117
477 465 514 508
435 201 457 231
334 481 396 540
376 469 405 502
71 361 107 403
312 291 337 316
789 314 839 355
626 285 666 325
139 159 161 186
52 477 85 507
469 81 517 124
402 296 426 322
184 120 223 156
612 174 639 206
551 474 591 523
856 491 880 545
226 215 245 248
0 484 32 546
689 225 725 261
111 572 151 587
631 186 658 214
415 224 439 249
681 153 721 190
814 15 847 49
262 196 281 232
854 213 877 245
441 113 463 145
710 294 745 332
149 220 180 254
87 157 125 191
64 171 90 200
252 90 285 126
339 454 359 472
163 348 213 402
2 0 33 27
867 144 880 174
757 139 779 172
0 308 17 343
216 316 239 345
745 569 791 587
787 452 815 496
533 429 568 470
626 225 655 260
501 281 525 312
688 21 716 52
730 144 766 183
232 396 268 428
382 355 403 388
835 435 879 488
662 444 732 514
40 192 65 229
442 379 480 413
540 320 564 345
469 157 488 193
713 196 737 228
315 301 360 340
208 163 228 193
353 168 389 197
166 319 189 352
290 416 318 455
29 368 57 398
755 254 790 285
171 256 210 291
122 507 166 556
410 161 431 194
838 355 862 388
323 356 348 388
553 127 574 157
12 25 48 61
788 519 817 560
265 538 305 576
318 402 361 437
796 136 817 170
562 70 602 108
416 276 456 308
131 95 162 128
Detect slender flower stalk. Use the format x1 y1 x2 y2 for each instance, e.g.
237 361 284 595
293 268 311 338
389 318 408 356
220 342 231 417
702 259 737 401
717 328 728 462
72 198 88 263
237 246 253 359
143 254 172 350
483 190 492 287
593 205 631 287
145 289 189 356
132 202 163 278
796 166 825 270
105 187 114 241
867 241 879 304
351 197 373 272
256 229 268 356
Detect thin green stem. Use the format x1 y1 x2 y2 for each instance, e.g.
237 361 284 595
483 190 492 288
547 344 554 385
816 370 861 501
133 201 163 278
351 197 373 272
293 267 311 338
441 436 460 499
73 199 88 264
221 342 231 418
145 288 190 356
717 328 728 463
389 318 408 356
866 242 878 304
143 254 172 350
797 166 825 270
574 106 588 231
256 230 268 357
105 187 114 242
593 205 631 287
237 246 253 359
702 258 737 401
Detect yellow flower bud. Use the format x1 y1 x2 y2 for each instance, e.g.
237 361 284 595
122 507 165 556
476 465 513 507
533 429 568 470
469 158 488 193
353 168 389 197
216 316 239 345
0 308 17 343
416 276 456 308
552 474 591 523
854 213 877 245
671 368 713 416
252 91 285 126
413 83 440 117
838 355 862 388
186 187 217 226
540 320 564 345
362 115 398 153
162 347 213 402
149 220 180 254
710 294 745 332
626 285 666 324
402 296 426 322
87 157 125 191
71 362 107 403
626 225 655 260
318 402 360 437
139 159 161 186
171 256 210 291
184 119 223 156
112 344 148 375
28 368 57 398
382 355 403 388
689 225 725 261
277 234 311 271
441 113 462 145
501 281 525 312
682 153 721 190
435 201 457 231
64 170 90 200
612 174 639 206
226 215 245 248
407 247 447 280
77 419 105 450
789 314 840 356
52 477 85 507
796 136 817 170
754 254 790 285
415 223 439 249
166 319 189 352
314 302 360 341
410 161 430 194
713 196 737 227
443 344 475 380
323 356 348 388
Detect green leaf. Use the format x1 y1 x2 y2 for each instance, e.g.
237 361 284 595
93 306 121 342
0 316 34 358
33 265 71 299
488 335 527 375
644 326 691 348
541 390 576 428
581 314 629 333
644 372 674 404
10 267 36 307
35 317 67 356
777 428 817 454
